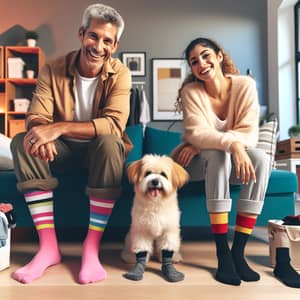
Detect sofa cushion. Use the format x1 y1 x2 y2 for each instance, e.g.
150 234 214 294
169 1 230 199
144 121 279 167
143 127 181 155
266 169 298 195
125 124 143 164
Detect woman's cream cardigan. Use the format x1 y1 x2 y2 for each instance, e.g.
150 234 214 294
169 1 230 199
174 75 260 156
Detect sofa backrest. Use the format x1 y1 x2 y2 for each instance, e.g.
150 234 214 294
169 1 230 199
125 124 144 164
143 126 181 156
125 125 182 163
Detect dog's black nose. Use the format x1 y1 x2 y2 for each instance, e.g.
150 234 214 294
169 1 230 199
151 179 159 186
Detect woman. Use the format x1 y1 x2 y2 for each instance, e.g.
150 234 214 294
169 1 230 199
173 38 270 286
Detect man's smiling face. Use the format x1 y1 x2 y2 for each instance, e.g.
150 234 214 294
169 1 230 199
78 19 118 77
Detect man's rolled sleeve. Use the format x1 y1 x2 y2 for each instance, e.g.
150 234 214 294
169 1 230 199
26 65 54 129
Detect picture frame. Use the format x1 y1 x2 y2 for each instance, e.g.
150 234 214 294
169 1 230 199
121 52 146 77
152 58 187 120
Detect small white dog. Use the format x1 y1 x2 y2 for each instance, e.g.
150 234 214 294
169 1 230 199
122 154 189 282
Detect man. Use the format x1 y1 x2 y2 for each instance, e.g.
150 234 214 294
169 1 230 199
10 3 131 284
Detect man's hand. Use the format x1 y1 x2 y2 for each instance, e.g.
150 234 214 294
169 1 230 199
230 141 256 185
25 123 63 155
24 123 62 160
32 142 58 162
24 135 57 162
176 144 198 167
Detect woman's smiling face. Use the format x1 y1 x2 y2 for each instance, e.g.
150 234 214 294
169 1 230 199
188 44 223 81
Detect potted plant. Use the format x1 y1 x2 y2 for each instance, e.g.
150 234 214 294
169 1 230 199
24 63 35 79
25 31 39 47
288 125 300 138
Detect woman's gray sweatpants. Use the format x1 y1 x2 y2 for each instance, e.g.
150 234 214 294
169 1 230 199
185 148 270 215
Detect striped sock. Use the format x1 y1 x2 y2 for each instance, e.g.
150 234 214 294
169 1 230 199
25 190 54 230
235 214 257 235
231 214 260 281
88 197 115 232
12 190 61 284
78 197 115 284
209 212 228 234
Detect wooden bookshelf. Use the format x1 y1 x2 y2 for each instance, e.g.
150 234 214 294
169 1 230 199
0 46 45 137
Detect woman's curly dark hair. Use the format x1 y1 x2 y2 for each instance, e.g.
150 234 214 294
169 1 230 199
175 38 239 113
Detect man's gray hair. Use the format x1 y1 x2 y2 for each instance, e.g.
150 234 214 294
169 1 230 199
81 3 124 41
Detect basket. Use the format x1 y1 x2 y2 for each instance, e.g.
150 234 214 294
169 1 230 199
268 220 300 270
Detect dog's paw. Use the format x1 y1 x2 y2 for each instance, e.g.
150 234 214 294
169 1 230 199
162 264 185 282
123 261 146 281
123 272 143 281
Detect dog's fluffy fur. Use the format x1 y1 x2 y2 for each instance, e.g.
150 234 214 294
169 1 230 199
121 154 189 263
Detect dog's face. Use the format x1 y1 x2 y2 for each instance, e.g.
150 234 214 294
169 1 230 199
127 154 189 200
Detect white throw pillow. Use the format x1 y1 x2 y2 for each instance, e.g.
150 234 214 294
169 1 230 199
256 118 278 170
0 134 13 170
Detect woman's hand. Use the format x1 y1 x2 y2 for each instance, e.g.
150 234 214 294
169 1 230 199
230 141 256 185
176 144 198 167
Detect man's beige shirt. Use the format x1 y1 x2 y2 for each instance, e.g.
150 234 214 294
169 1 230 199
26 50 132 153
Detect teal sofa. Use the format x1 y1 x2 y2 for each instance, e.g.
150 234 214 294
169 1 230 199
0 125 297 234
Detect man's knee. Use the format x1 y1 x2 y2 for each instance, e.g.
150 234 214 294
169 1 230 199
90 134 125 159
10 132 26 154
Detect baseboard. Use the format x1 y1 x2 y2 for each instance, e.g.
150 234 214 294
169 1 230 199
12 226 214 243
11 226 268 243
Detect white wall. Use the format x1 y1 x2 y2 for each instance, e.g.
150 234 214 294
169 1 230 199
0 0 268 132
278 0 297 139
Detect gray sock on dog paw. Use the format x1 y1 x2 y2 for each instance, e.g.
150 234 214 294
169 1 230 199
123 251 147 281
124 262 146 281
161 250 184 282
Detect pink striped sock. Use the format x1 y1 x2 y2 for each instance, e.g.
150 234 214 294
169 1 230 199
12 190 61 284
78 197 115 284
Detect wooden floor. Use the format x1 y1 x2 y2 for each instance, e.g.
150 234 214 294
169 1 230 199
1 228 300 300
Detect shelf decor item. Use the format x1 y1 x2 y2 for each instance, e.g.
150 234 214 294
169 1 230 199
7 57 25 78
13 98 30 112
25 69 34 79
25 31 39 47
24 63 35 78
275 138 300 160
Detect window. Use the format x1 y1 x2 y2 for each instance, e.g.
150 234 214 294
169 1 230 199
295 1 300 122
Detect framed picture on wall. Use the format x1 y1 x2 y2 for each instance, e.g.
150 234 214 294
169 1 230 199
121 52 146 76
152 58 187 120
